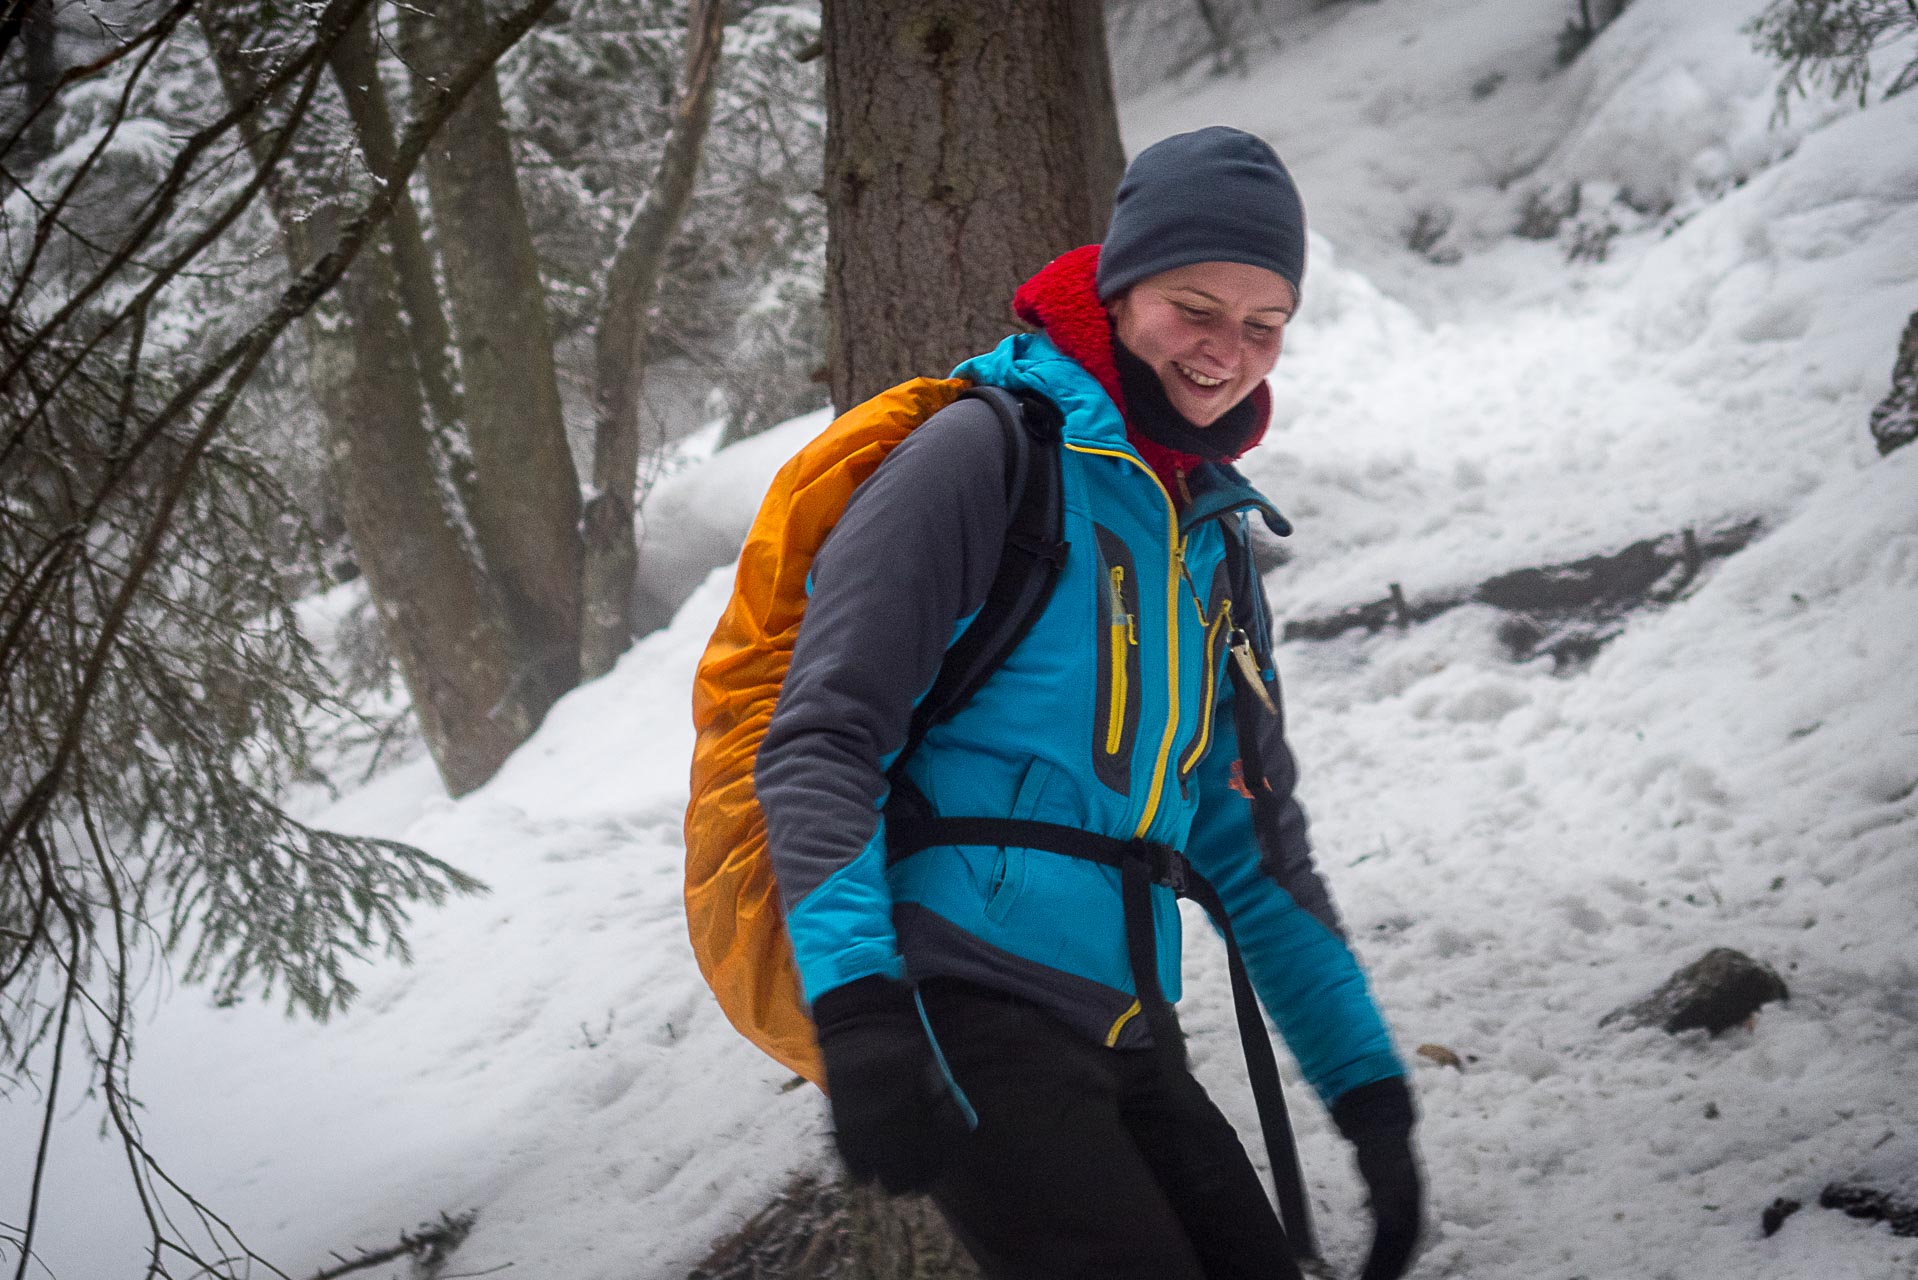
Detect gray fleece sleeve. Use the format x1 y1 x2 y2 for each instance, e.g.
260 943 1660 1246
755 397 1011 997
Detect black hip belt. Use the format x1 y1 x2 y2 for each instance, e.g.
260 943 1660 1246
885 812 1320 1264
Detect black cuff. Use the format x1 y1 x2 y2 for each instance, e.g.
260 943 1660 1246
1331 1075 1417 1145
810 974 914 1031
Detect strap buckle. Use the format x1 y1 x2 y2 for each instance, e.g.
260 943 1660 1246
1127 839 1188 895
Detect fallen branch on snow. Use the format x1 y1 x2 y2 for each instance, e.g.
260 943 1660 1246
306 1211 478 1279
1280 517 1765 670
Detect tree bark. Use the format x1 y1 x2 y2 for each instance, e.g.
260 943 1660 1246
12 0 60 170
578 0 726 679
326 10 466 451
806 2 1123 1262
690 1174 981 1280
1066 0 1127 233
201 0 537 795
401 0 582 710
821 0 1123 411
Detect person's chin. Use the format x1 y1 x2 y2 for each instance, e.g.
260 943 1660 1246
1175 394 1228 428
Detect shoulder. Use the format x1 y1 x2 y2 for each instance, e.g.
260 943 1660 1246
889 395 1012 470
855 394 1016 507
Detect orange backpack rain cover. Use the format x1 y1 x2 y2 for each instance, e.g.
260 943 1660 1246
685 377 969 1087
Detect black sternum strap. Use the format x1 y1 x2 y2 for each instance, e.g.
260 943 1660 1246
887 814 1181 882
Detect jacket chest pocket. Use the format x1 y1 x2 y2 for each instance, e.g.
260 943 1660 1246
1093 524 1142 794
1178 557 1234 789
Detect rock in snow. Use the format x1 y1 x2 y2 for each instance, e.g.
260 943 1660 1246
1820 1141 1918 1239
1601 947 1789 1035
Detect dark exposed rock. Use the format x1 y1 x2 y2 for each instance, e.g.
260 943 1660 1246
1283 587 1455 642
1821 1182 1918 1236
1869 309 1918 457
1600 947 1789 1036
1280 517 1764 672
1761 1197 1802 1237
1820 1142 1918 1239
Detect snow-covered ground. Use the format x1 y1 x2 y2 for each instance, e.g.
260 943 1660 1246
6 0 1916 1277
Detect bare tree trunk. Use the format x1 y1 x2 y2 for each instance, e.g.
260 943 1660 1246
401 0 582 710
309 245 541 794
1067 0 1127 234
578 0 726 679
809 1 1123 1261
821 0 1122 411
202 0 537 795
1192 0 1243 73
1591 0 1630 26
690 1175 981 1280
327 9 466 449
13 0 60 169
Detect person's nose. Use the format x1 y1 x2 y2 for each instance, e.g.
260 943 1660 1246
1199 328 1243 372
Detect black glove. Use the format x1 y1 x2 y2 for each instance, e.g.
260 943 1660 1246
1331 1076 1423 1280
812 975 965 1194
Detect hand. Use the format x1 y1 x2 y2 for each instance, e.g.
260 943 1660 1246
811 975 965 1194
1331 1076 1423 1280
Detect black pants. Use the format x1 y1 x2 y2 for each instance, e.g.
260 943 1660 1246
919 979 1301 1280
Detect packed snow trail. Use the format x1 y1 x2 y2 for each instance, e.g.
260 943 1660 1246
4 0 1916 1276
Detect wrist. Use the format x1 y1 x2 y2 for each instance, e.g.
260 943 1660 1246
1332 1075 1417 1145
810 974 915 1033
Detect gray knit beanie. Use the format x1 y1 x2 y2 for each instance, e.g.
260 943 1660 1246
1095 126 1306 304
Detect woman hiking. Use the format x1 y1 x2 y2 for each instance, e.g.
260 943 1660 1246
756 126 1423 1280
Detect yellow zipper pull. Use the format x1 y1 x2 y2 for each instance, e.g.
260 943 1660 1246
1176 537 1206 623
1230 628 1277 715
1110 566 1137 644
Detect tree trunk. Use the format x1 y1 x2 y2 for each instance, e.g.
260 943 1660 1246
201 0 537 795
13 0 60 170
822 0 1124 411
401 0 582 710
326 10 466 451
690 1174 981 1280
311 246 541 794
808 2 1123 1263
579 0 726 679
1067 0 1127 233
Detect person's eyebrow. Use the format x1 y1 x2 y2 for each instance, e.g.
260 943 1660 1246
1169 286 1295 316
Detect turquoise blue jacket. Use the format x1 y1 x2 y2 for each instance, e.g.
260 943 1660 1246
757 331 1403 1107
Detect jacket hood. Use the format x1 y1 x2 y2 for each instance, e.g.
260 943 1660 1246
1011 244 1271 494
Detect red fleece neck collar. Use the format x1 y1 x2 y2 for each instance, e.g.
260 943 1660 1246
1011 244 1270 495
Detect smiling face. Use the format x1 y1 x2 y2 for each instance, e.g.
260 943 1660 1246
1107 260 1296 427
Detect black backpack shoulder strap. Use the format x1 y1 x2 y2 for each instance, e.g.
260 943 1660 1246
1219 515 1274 666
896 385 1067 767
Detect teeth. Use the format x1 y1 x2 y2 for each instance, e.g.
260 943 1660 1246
1175 362 1225 388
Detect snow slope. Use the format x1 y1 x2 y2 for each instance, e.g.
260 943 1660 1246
5 1 1916 1277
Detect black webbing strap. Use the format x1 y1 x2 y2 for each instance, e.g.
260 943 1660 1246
897 387 1066 767
885 813 1318 1261
1210 525 1320 1259
1181 876 1319 1261
1220 527 1301 884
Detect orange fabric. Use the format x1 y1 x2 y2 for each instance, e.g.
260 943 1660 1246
685 376 970 1088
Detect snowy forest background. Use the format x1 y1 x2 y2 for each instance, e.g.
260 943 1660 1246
2 0 1916 1277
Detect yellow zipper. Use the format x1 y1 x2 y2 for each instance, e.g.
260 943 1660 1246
1066 443 1182 838
1105 565 1132 755
1179 599 1231 776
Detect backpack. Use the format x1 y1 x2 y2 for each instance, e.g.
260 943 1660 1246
683 376 1064 1087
